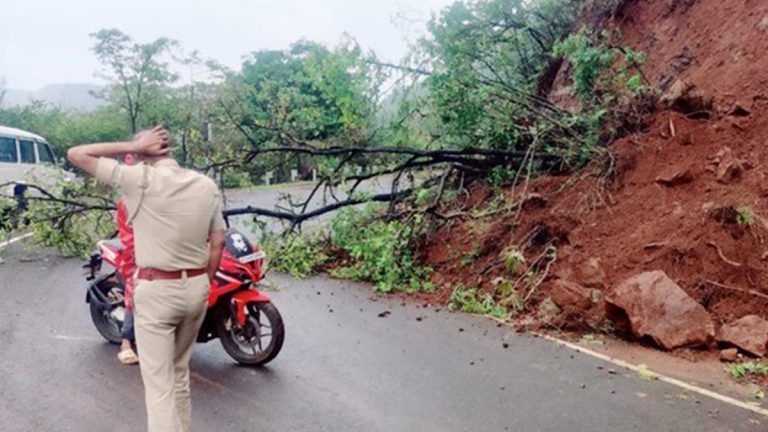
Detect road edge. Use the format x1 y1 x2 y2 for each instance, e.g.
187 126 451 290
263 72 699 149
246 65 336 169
0 232 33 250
537 332 768 418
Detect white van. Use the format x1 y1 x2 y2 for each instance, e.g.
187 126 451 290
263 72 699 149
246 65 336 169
0 125 69 198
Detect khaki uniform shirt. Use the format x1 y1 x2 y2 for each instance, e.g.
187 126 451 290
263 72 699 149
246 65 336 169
95 158 226 271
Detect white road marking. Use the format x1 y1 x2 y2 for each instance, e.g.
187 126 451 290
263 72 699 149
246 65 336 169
0 232 33 250
538 333 768 417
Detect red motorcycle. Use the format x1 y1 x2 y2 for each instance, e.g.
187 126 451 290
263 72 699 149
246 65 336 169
83 229 285 366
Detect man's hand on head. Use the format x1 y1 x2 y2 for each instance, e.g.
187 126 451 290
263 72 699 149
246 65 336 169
133 126 171 158
67 125 170 177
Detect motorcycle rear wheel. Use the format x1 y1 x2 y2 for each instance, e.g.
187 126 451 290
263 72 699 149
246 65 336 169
217 301 284 366
89 280 125 345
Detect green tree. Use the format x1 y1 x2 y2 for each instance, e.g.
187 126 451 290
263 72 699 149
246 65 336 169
0 102 128 161
91 29 178 133
420 0 580 151
216 39 385 181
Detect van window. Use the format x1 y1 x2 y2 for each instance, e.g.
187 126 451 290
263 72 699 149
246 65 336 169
19 140 36 164
0 137 17 163
37 142 54 164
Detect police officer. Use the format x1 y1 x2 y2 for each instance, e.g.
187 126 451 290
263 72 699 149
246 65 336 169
68 126 226 432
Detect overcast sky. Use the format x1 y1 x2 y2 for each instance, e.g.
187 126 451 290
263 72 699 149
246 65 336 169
0 0 456 91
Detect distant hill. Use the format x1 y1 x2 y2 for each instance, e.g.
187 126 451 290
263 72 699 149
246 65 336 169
2 83 105 111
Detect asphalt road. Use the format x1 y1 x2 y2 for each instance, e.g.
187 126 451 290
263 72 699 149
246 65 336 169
0 244 763 432
0 184 764 431
223 176 393 232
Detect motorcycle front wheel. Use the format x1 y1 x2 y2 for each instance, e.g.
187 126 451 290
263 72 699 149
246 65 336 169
88 279 125 345
216 301 284 366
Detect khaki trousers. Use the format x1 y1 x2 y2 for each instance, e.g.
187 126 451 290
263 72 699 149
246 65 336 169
133 273 209 432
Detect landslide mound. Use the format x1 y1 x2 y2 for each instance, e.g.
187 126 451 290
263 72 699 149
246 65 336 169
418 0 768 344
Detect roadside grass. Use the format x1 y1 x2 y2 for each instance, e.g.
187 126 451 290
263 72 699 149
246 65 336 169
730 362 768 380
449 285 509 320
577 334 605 346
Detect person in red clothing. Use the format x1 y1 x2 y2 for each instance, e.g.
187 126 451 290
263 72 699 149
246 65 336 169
117 154 139 365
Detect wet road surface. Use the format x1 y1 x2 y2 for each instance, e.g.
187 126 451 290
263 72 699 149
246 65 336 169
0 240 764 432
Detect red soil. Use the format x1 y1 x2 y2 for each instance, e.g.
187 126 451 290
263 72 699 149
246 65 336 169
617 0 768 114
417 0 768 340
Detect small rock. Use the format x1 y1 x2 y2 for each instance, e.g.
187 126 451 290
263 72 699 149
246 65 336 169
717 315 768 357
589 289 604 304
377 311 391 318
708 205 740 225
761 16 768 29
655 167 694 186
551 279 592 311
606 271 715 350
659 79 711 113
537 297 561 322
720 348 739 363
660 79 692 106
729 103 751 117
578 257 607 289
715 147 747 184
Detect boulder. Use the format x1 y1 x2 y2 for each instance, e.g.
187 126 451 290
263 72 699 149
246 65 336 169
716 315 768 357
606 271 715 350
